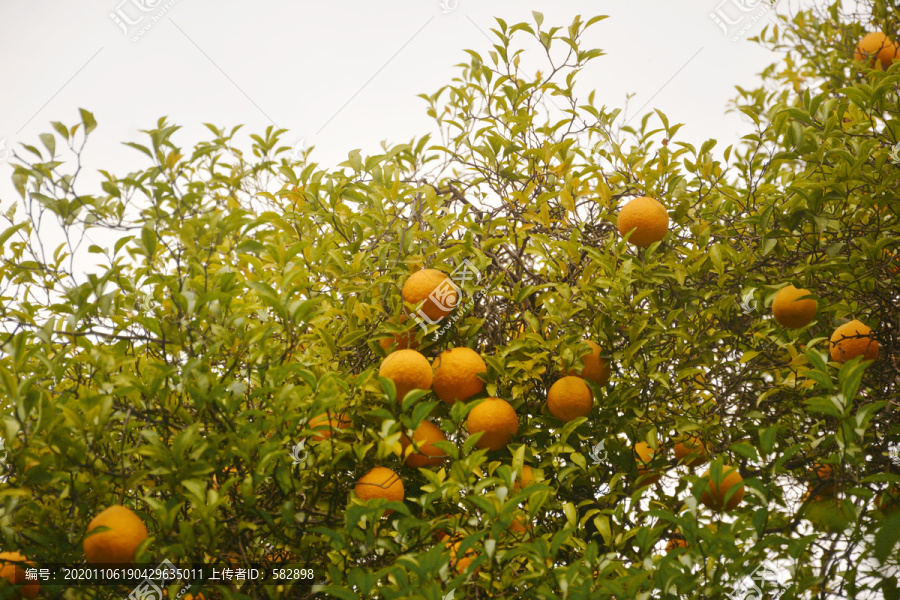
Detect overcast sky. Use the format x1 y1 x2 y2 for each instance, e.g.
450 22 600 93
0 0 811 275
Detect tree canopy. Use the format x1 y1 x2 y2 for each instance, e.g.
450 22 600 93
0 2 899 599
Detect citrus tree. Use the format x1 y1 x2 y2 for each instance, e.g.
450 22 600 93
1 2 899 599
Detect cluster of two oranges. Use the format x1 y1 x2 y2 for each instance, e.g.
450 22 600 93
771 284 879 362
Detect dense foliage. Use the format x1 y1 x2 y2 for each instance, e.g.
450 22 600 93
0 1 898 598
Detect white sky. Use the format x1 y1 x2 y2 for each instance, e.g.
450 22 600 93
0 0 809 273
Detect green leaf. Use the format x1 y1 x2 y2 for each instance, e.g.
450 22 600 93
729 442 759 461
709 244 724 277
141 225 157 257
0 222 28 248
79 108 97 135
39 133 56 158
124 142 153 158
839 357 866 401
760 427 778 454
806 349 828 373
875 513 900 563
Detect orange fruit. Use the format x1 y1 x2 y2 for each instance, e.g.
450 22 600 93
212 466 237 490
432 347 487 403
355 467 405 515
772 284 817 329
673 435 708 467
855 32 899 70
884 249 900 274
402 269 458 322
802 463 836 502
378 315 418 353
308 413 350 441
508 513 534 537
700 466 745 512
183 594 207 600
829 320 879 363
265 547 296 562
513 465 536 490
83 505 149 565
616 196 669 247
378 349 433 401
446 540 479 575
400 420 448 468
513 321 538 339
665 538 688 554
547 376 593 422
0 552 39 599
466 397 518 451
566 340 611 387
634 441 662 486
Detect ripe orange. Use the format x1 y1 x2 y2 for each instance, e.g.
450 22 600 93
513 321 538 339
265 547 296 562
829 319 879 363
513 465 536 490
432 347 487 403
83 505 149 565
634 441 662 486
508 513 534 537
566 340 611 387
184 594 207 600
772 284 817 329
0 552 39 599
883 249 900 274
803 463 836 501
616 196 669 247
665 538 688 554
446 540 479 575
700 466 745 512
212 466 237 491
400 420 448 468
378 315 418 353
378 349 433 401
466 397 519 451
402 269 458 321
547 376 593 422
355 467 405 515
855 32 899 69
673 435 708 467
308 413 350 441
